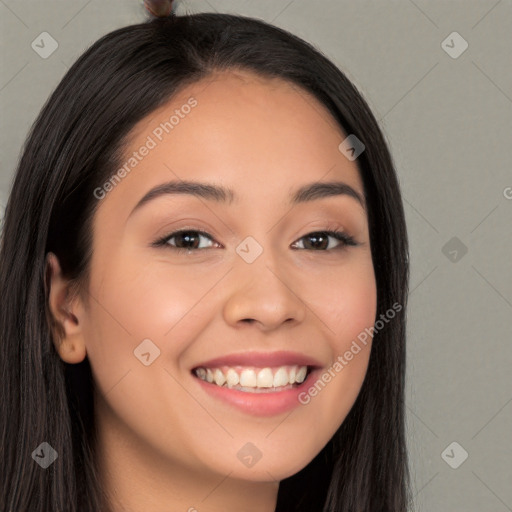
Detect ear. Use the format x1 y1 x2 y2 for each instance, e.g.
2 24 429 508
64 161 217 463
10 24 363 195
45 252 87 364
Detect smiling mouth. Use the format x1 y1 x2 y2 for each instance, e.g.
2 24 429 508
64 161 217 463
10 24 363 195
191 364 314 393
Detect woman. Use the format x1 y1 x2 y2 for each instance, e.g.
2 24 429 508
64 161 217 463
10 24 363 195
0 12 412 512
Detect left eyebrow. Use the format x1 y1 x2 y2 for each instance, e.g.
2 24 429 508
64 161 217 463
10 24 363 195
291 181 366 211
128 179 365 218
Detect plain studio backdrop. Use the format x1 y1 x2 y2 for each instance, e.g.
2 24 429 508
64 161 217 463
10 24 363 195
1 1 511 511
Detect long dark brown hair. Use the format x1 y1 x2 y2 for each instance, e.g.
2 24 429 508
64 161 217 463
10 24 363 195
0 12 412 511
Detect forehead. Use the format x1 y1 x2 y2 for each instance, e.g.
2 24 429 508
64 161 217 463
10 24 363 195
98 69 364 218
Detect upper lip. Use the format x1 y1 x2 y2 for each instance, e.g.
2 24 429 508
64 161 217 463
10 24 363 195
191 350 323 370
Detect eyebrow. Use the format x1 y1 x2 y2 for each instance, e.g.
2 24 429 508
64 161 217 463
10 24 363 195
129 179 365 217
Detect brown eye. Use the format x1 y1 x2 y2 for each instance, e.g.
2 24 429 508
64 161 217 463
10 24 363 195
292 230 358 251
154 229 217 252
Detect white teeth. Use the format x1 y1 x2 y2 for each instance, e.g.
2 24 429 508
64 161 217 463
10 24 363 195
295 366 307 384
226 368 239 388
194 364 311 390
273 367 289 387
256 368 274 388
213 369 226 386
239 369 257 387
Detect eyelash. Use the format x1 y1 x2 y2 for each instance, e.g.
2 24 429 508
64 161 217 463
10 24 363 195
151 224 359 253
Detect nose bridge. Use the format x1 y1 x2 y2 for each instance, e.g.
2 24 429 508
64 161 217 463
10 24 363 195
222 237 307 329
238 248 285 297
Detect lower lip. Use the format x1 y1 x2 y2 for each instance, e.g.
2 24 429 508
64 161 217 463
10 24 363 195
191 368 321 417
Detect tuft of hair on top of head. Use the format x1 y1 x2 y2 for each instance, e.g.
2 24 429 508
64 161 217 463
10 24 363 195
143 0 176 18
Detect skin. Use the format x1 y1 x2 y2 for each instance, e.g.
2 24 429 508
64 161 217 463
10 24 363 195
47 70 377 512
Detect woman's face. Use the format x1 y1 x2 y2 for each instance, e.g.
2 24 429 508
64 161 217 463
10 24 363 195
57 70 376 494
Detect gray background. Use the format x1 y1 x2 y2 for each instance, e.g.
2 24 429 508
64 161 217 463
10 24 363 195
1 1 511 510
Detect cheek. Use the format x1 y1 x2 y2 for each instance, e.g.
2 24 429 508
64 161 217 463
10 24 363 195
298 256 377 426
79 256 227 468
303 254 377 342
81 253 220 391
88 252 213 338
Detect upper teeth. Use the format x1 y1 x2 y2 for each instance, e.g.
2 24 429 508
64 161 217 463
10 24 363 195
194 365 308 388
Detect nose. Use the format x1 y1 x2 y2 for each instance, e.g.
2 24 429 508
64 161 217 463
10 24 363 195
222 257 307 332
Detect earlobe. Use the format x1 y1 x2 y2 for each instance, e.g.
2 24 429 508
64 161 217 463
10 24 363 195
45 252 87 364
